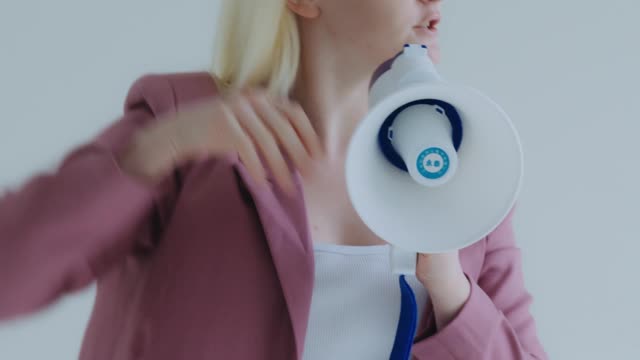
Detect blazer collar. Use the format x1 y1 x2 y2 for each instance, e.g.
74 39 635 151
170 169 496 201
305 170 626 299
230 151 315 360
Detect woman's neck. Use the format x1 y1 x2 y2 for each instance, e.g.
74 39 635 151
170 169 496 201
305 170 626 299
289 35 376 165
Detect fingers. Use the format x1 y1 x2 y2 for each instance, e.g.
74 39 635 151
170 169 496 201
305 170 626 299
273 98 324 159
227 93 297 194
217 101 270 189
209 88 322 196
247 91 315 177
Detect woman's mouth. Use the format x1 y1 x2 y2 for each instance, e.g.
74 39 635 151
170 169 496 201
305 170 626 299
413 25 438 37
414 17 440 37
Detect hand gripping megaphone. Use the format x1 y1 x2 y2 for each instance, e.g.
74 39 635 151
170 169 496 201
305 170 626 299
346 43 524 360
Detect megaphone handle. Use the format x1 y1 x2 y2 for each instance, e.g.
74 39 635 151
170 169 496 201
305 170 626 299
389 275 418 360
390 245 417 275
388 246 419 358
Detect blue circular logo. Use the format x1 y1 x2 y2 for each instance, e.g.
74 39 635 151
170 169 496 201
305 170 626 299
416 147 450 179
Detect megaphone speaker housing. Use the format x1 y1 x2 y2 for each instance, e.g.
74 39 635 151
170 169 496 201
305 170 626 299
345 44 523 274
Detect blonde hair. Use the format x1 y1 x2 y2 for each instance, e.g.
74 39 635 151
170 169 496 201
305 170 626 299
210 0 300 97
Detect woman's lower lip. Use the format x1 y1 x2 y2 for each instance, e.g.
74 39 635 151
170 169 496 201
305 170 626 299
413 26 438 37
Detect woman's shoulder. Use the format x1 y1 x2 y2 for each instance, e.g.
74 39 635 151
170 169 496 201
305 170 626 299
125 71 220 112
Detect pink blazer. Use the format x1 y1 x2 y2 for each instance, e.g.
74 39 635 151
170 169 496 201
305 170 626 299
0 72 548 359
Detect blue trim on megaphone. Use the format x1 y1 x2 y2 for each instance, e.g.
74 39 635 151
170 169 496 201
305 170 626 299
389 275 418 360
378 99 463 173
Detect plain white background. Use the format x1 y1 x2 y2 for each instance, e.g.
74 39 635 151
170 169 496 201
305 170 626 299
1 0 638 358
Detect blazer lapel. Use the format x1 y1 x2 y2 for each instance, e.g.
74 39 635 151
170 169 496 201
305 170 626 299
231 152 315 360
229 151 447 358
175 73 314 358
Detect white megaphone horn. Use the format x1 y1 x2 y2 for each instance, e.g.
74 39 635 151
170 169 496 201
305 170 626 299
345 44 524 276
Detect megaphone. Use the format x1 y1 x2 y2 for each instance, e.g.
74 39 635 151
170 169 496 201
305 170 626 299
345 44 524 276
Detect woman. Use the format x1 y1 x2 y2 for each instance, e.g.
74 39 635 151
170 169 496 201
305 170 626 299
0 0 548 359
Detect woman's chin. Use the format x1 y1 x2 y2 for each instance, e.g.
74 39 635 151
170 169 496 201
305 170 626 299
427 45 441 64
430 52 441 65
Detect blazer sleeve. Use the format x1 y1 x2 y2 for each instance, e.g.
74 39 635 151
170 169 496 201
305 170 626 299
411 206 549 359
0 74 181 322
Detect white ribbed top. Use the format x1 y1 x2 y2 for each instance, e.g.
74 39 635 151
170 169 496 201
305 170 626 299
301 242 428 360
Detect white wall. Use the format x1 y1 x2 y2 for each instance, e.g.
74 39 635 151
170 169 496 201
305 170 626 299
437 1 640 358
1 0 638 358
